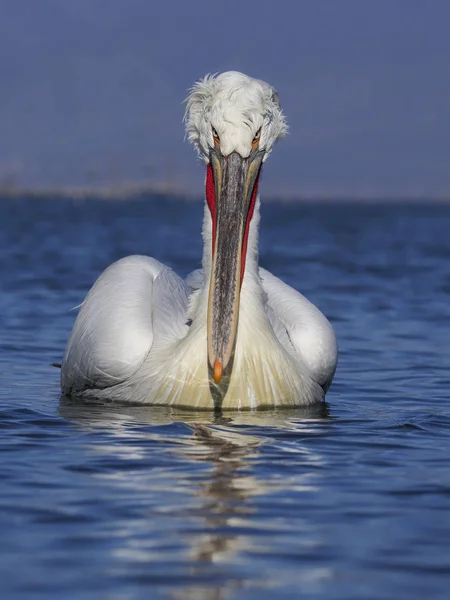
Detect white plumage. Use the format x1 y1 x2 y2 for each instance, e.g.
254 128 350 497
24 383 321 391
61 71 337 410
185 71 287 163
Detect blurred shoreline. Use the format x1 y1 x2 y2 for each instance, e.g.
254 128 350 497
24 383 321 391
0 183 449 204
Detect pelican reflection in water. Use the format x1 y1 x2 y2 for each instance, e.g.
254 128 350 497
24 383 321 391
58 401 330 599
61 72 337 410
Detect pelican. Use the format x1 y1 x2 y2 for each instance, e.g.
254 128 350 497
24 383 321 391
61 71 338 410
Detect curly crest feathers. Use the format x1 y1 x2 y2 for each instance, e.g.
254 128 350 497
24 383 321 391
184 71 287 163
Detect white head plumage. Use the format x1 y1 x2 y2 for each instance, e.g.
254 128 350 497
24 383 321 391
184 71 287 163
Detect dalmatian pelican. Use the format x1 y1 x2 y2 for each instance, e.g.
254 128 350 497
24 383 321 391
61 71 338 410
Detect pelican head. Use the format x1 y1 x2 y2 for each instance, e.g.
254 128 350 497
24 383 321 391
184 71 287 397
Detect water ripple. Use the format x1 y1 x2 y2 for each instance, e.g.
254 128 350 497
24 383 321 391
1 199 450 599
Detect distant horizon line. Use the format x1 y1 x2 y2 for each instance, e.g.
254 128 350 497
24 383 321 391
0 182 449 203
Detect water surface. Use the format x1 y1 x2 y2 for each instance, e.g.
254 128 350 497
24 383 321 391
1 197 449 599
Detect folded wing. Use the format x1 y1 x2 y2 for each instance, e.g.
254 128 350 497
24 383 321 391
260 268 338 391
61 255 189 396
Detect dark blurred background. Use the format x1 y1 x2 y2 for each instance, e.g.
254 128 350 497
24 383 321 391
0 0 449 199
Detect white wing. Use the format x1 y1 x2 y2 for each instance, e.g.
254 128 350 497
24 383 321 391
61 255 189 396
260 268 338 391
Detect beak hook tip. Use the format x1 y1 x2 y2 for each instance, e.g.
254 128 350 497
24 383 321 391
213 359 223 384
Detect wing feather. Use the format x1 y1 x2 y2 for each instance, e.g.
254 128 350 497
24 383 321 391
260 268 338 390
61 255 188 396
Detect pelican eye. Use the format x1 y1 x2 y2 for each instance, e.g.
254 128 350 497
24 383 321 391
212 127 220 145
252 128 262 149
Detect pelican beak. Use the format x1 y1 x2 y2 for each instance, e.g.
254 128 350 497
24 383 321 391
207 148 263 389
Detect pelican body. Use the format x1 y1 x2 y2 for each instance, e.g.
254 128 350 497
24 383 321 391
61 72 337 410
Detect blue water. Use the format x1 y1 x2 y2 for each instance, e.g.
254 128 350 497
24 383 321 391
1 197 450 599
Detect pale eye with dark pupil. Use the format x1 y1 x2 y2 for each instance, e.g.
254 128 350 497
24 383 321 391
212 127 220 141
252 129 262 145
